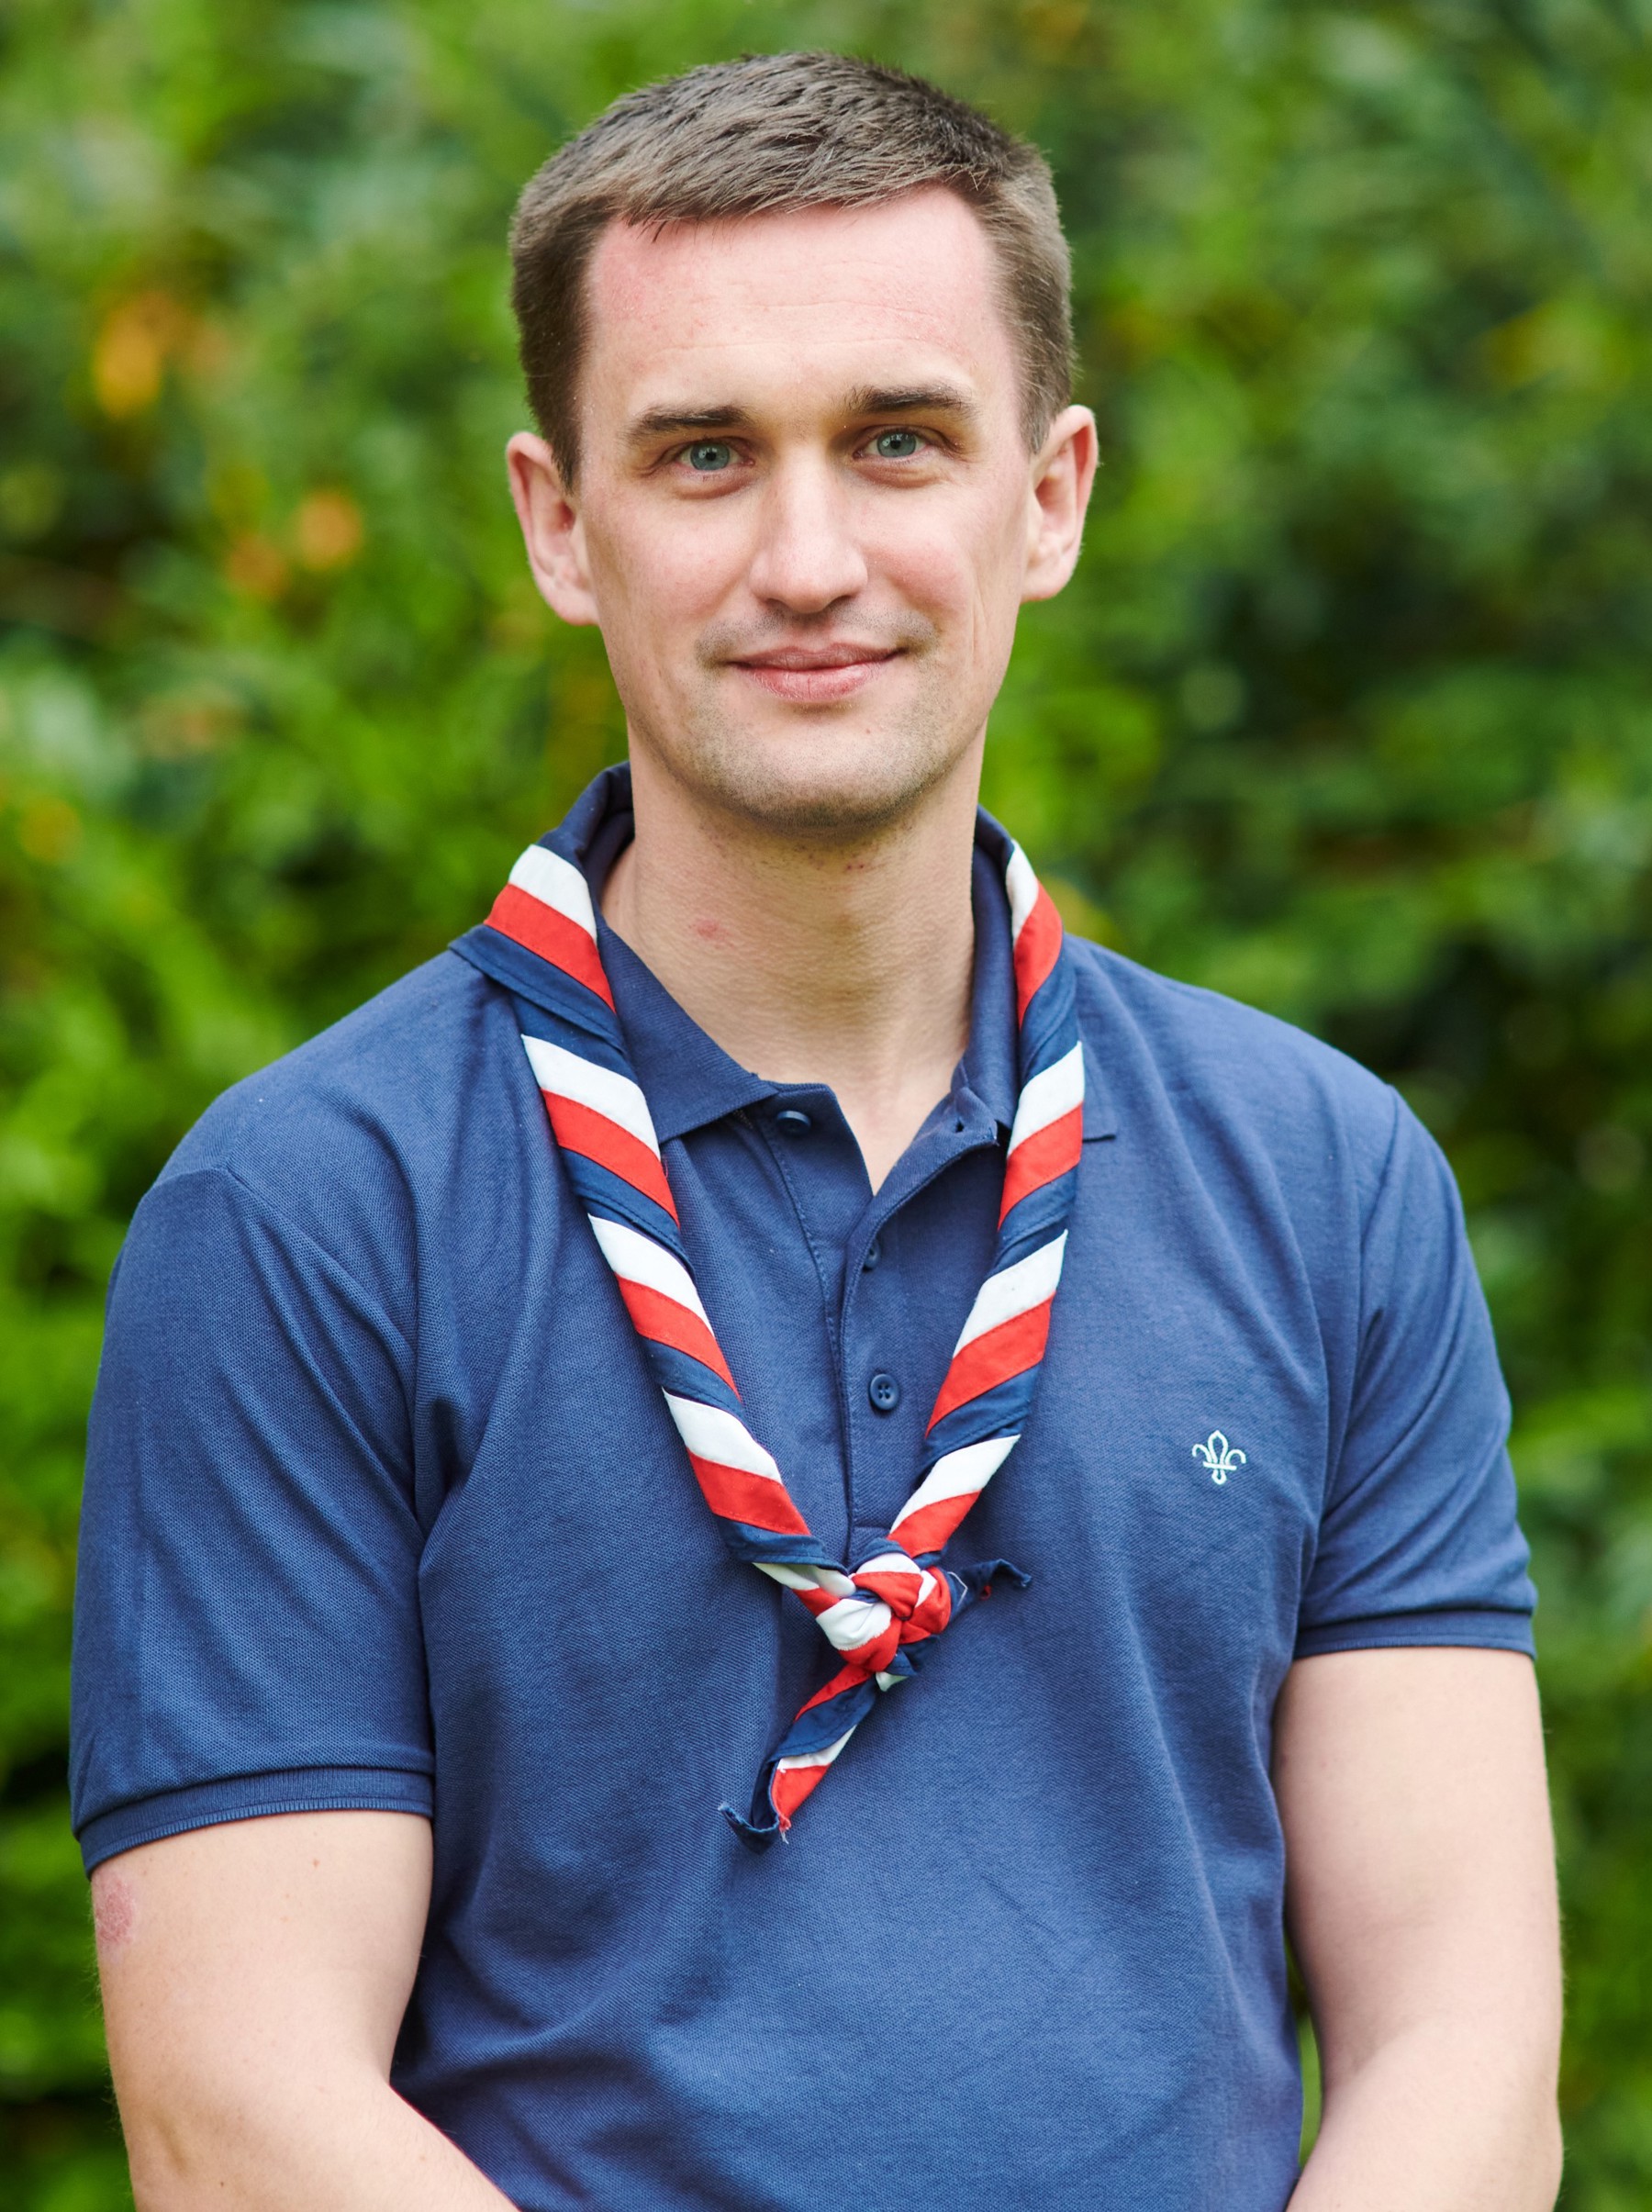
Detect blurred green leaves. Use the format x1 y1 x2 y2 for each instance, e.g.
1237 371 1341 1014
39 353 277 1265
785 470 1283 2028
2 0 1650 2202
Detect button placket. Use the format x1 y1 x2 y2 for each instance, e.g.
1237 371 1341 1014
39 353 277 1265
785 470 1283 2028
838 1105 1010 1554
751 1089 880 1554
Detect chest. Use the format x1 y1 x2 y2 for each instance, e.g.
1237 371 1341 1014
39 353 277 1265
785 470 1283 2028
415 1116 1352 1742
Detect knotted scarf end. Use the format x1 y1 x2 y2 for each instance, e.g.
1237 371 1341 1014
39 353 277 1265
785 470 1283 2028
723 1559 1032 1854
720 1801 787 1854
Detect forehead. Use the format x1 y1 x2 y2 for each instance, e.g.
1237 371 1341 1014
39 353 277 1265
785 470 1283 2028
581 189 1021 423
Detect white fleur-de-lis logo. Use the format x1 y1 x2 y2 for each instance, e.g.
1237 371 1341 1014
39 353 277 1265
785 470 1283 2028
1192 1431 1246 1485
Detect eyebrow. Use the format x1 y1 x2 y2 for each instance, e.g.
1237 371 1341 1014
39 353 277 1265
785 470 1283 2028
842 383 977 420
627 403 756 444
624 383 979 448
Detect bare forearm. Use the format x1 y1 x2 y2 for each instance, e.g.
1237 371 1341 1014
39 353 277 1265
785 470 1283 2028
95 1816 503 2211
1276 1653 1562 2212
1288 2017 1561 2212
122 2067 515 2212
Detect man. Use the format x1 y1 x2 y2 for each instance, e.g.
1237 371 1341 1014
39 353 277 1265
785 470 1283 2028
72 51 1561 2212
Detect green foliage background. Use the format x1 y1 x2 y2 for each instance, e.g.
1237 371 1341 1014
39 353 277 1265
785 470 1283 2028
2 0 1649 2200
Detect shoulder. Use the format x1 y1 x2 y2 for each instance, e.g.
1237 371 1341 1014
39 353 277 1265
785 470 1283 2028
144 952 525 1303
1068 938 1405 1217
166 951 508 1187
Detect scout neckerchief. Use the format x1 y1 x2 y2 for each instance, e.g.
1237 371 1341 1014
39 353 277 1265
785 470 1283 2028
455 808 1083 1849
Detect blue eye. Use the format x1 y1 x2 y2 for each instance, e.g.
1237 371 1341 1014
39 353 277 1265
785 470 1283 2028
872 430 921 459
685 441 733 472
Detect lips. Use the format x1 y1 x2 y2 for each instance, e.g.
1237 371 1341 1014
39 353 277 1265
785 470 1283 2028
730 643 900 704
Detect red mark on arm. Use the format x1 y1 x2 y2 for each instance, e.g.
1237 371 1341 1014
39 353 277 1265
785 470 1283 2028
91 1868 138 1956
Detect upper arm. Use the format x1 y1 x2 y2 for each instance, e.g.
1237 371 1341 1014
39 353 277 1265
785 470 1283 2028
1299 1099 1536 1658
95 1811 432 2158
72 1166 433 1870
1273 1647 1560 2085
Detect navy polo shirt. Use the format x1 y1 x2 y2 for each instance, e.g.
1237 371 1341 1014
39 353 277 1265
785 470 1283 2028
72 765 1535 2212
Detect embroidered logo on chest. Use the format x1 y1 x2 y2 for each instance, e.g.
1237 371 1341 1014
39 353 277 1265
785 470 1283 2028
1192 1430 1246 1485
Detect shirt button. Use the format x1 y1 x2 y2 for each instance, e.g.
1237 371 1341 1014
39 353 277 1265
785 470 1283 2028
863 1236 882 1272
867 1370 901 1414
774 1108 812 1137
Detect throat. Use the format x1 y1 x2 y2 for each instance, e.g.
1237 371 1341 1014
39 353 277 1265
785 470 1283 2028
599 815 976 1192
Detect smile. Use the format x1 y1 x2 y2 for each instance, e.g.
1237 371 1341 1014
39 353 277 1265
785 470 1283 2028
729 647 902 705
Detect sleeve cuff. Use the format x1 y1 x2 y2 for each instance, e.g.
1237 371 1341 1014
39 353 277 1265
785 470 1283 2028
78 1764 434 1875
1293 1606 1536 1662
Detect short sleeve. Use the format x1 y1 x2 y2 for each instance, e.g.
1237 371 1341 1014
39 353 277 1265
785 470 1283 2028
1296 1098 1537 1658
70 1166 434 1872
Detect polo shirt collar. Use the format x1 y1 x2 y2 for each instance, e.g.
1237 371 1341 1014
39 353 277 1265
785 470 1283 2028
456 762 1113 1145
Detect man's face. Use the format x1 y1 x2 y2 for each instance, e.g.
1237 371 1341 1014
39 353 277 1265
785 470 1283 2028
510 188 1094 839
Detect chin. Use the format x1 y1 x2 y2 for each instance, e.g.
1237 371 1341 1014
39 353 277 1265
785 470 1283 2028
693 750 957 840
662 707 971 841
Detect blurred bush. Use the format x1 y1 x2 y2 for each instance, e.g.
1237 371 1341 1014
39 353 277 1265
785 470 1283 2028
2 0 1649 2202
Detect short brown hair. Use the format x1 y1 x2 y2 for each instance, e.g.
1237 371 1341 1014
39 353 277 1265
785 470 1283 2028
509 52 1073 483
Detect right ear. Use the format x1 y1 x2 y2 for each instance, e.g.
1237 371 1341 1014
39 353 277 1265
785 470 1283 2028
507 432 600 627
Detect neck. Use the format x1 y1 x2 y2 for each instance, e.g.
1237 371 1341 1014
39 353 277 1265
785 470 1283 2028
600 750 981 1191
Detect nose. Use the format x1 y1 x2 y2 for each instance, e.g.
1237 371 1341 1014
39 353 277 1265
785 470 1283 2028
744 454 868 614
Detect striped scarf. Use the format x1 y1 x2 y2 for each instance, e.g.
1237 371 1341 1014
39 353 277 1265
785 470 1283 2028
464 813 1083 1849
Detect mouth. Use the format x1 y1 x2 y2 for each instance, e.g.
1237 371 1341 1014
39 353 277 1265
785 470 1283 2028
728 643 903 705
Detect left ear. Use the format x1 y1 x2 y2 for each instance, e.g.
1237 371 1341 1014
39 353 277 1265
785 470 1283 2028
1021 406 1099 604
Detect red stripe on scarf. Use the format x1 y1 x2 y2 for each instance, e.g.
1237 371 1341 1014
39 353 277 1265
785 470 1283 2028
684 1454 812 1536
541 1094 678 1221
852 1566 926 1613
770 1759 832 1831
798 1661 883 1716
999 1105 1084 1223
488 885 614 1007
615 1279 739 1393
890 1490 981 1558
927 1300 1053 1430
1012 886 1062 1021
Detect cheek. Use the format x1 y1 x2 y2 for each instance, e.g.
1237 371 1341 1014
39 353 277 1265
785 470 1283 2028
870 500 1024 644
590 495 751 640
865 517 975 628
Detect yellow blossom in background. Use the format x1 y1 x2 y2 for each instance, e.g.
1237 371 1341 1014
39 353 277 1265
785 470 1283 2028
224 533 289 600
294 488 364 572
90 292 187 418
